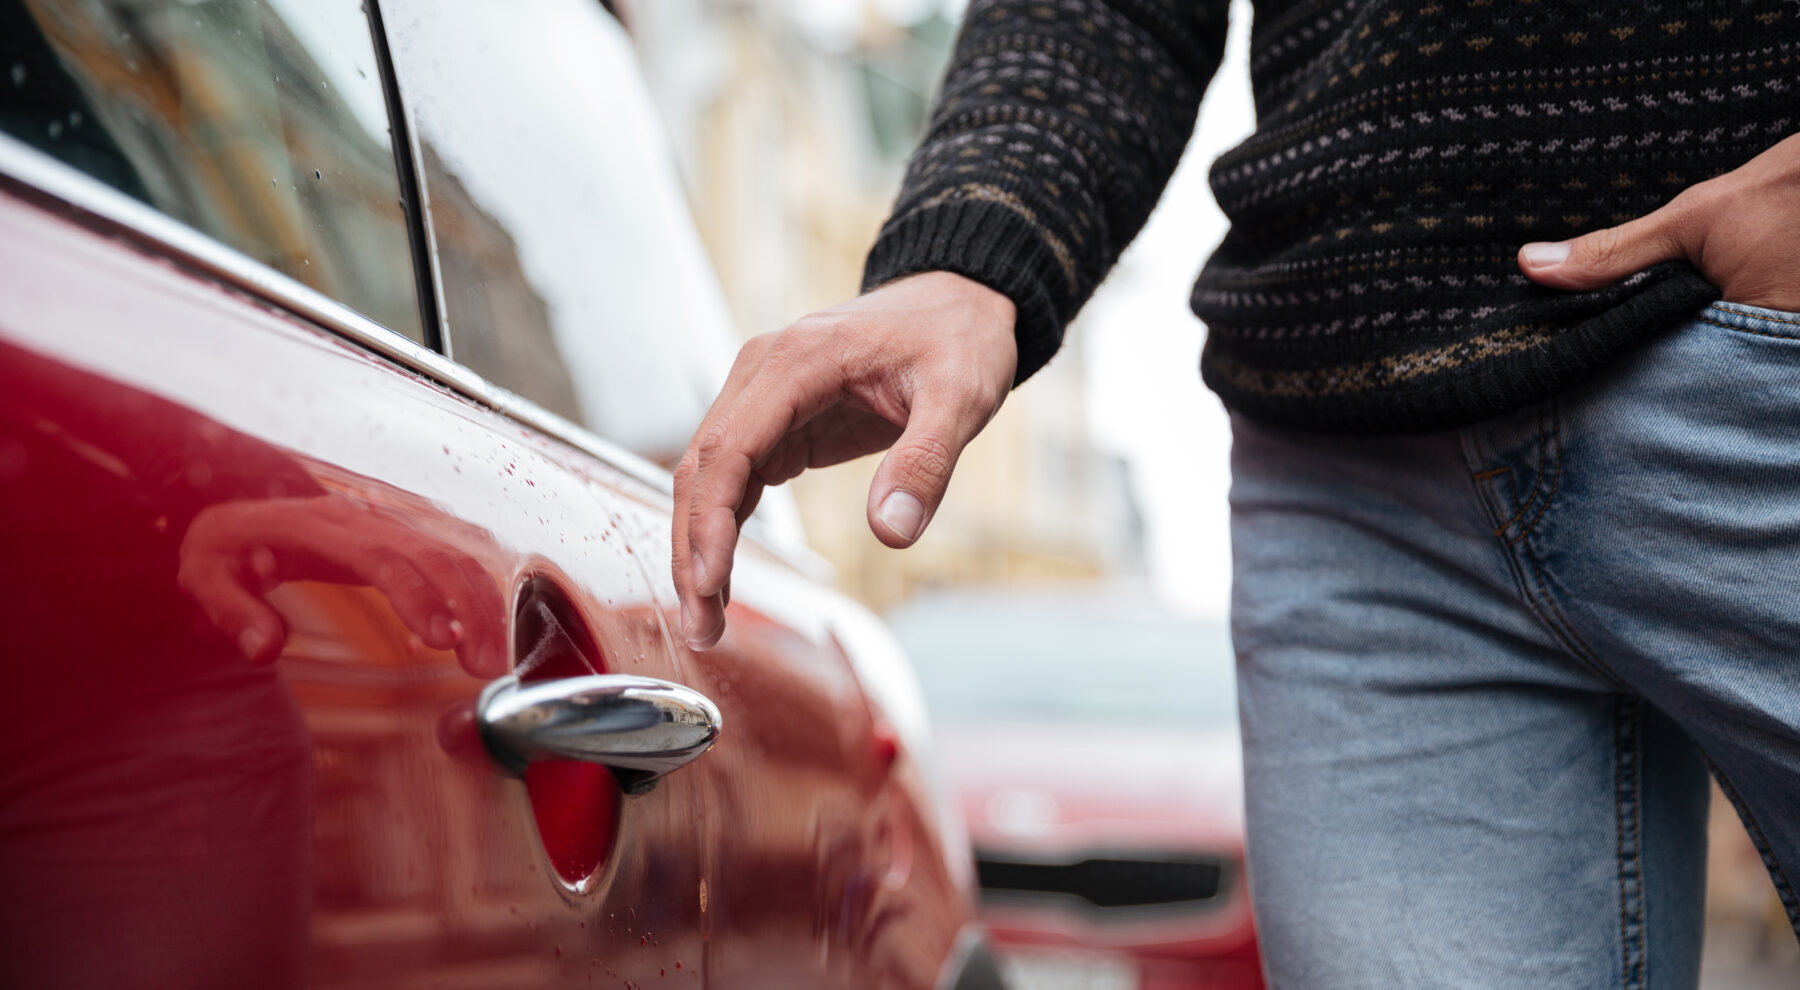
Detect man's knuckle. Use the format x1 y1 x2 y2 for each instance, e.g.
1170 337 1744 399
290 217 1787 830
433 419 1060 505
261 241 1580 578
1580 228 1625 266
904 433 957 484
729 337 768 374
1666 182 1710 217
955 373 1001 417
695 422 733 461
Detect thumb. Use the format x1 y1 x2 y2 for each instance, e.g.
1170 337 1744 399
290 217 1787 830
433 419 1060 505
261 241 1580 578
1519 204 1695 291
867 391 986 549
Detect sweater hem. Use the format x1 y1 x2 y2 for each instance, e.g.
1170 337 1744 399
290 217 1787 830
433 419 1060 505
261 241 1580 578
1202 269 1721 435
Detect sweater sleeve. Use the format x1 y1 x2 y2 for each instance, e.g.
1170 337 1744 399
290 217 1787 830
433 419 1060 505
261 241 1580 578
863 0 1230 386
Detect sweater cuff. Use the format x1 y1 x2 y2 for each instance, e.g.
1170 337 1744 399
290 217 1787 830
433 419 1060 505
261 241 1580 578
862 198 1072 387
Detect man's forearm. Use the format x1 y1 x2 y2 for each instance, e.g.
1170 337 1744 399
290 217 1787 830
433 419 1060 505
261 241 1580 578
864 0 1230 385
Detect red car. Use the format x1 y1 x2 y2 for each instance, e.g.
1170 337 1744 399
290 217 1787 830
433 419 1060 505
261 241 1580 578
0 1 998 987
889 591 1265 990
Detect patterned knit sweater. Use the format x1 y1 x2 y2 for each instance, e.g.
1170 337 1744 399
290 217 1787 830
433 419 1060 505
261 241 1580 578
862 0 1799 434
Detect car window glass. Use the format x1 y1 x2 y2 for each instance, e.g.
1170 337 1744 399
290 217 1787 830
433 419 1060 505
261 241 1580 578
1 0 423 342
382 0 736 465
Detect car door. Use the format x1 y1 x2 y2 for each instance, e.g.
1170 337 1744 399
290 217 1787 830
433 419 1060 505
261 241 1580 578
372 3 979 985
0 2 710 986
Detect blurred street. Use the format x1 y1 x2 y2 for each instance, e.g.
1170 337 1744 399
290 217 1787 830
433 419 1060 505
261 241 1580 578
622 0 1800 984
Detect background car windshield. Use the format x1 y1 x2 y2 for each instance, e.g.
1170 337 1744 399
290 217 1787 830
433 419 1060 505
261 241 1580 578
888 594 1238 730
0 0 422 341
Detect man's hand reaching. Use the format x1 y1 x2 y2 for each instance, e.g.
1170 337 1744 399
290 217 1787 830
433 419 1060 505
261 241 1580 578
672 271 1018 650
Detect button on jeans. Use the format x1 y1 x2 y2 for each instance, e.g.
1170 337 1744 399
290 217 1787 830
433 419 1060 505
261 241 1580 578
1229 302 1800 989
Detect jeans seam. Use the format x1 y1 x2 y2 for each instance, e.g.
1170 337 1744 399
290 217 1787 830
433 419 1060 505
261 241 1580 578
1507 405 1552 538
1469 404 1562 545
1699 314 1800 341
1704 753 1800 932
1469 409 1629 689
1518 540 1631 689
1506 402 1563 547
1614 696 1647 990
1472 466 1522 536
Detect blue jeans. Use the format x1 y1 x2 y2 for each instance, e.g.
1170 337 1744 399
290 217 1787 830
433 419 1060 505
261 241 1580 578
1230 302 1800 989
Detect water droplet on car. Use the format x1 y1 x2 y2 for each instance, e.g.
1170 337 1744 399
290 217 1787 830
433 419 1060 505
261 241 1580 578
314 169 322 179
10 63 25 88
272 177 278 186
68 110 81 128
555 945 564 958
46 120 61 139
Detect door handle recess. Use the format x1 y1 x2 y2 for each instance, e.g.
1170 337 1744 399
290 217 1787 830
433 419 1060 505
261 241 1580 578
478 674 721 793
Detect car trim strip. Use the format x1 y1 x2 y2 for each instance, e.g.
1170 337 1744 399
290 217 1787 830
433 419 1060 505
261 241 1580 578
364 0 445 355
0 132 675 485
0 135 824 579
0 133 827 577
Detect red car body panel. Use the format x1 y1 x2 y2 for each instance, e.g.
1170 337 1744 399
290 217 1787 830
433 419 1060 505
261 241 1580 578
0 187 971 987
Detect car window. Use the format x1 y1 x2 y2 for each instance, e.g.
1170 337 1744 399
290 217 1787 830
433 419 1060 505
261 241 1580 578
1 0 423 343
381 0 737 467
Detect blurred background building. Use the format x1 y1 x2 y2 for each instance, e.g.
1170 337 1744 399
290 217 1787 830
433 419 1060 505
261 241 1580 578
614 0 1796 984
626 0 1156 613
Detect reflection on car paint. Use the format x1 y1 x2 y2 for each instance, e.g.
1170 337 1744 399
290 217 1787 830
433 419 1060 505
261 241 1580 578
0 174 976 986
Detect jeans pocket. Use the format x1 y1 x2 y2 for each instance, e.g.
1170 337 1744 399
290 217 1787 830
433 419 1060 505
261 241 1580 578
1701 302 1800 341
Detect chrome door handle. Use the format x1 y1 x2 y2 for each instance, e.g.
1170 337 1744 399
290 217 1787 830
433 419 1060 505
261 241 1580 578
477 674 721 793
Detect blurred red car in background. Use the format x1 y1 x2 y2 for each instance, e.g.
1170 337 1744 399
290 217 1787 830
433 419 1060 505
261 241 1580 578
0 1 999 987
891 591 1265 990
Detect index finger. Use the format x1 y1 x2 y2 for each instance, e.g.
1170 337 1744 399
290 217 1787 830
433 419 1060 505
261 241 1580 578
678 354 838 649
671 336 780 646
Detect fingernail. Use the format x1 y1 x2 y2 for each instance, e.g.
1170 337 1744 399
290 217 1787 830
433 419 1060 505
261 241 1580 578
691 551 709 593
878 490 926 542
239 627 268 660
680 598 694 641
1521 241 1571 268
